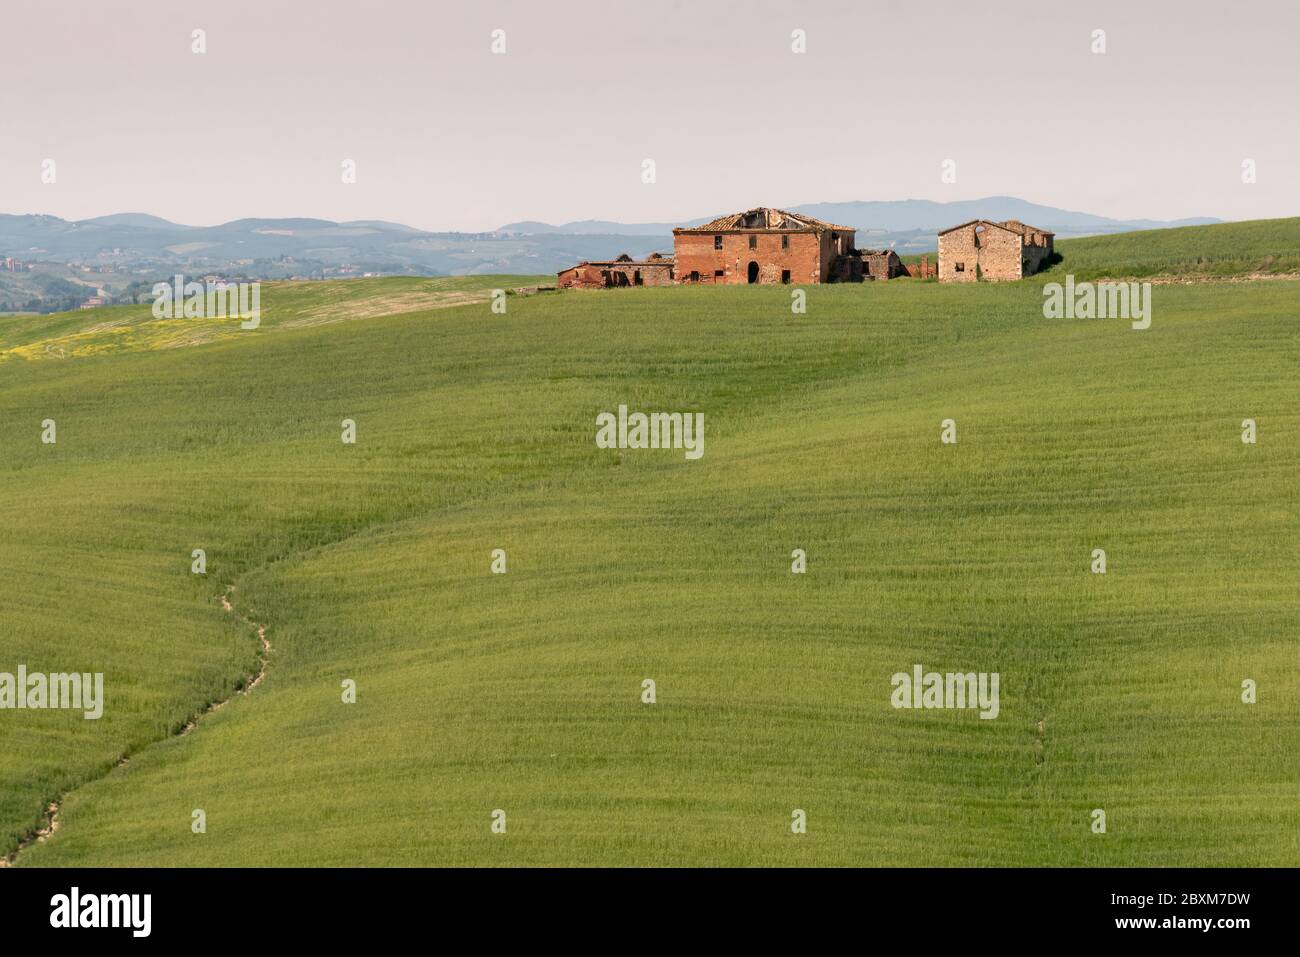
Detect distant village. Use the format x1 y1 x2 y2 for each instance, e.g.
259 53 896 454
557 207 1055 289
0 251 385 315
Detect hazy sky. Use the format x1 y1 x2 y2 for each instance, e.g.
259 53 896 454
2 0 1296 230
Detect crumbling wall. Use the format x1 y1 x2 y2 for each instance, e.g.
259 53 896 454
557 264 607 289
557 262 675 289
861 250 904 280
1020 242 1052 276
899 254 936 279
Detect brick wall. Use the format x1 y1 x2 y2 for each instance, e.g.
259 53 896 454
557 262 675 289
673 230 850 284
900 254 936 279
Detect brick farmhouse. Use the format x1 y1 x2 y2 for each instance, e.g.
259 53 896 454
556 207 1050 289
557 207 922 289
672 207 856 285
936 219 1054 283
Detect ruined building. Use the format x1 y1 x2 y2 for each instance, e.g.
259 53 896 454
557 207 935 288
937 220 1054 283
672 208 856 285
556 252 675 289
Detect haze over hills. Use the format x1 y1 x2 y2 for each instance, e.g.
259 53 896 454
498 197 1221 237
0 197 1223 312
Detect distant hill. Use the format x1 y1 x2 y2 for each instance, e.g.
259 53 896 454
79 212 192 230
0 198 1225 286
0 213 673 281
500 218 692 236
788 197 1218 235
498 197 1222 254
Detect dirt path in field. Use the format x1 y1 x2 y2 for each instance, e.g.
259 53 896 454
1090 271 1300 285
179 587 270 732
0 585 270 867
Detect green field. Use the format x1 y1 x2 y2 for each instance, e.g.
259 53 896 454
1043 217 1300 281
900 216 1300 281
1 221 1297 866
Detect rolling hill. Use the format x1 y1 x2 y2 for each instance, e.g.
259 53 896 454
1 221 1296 866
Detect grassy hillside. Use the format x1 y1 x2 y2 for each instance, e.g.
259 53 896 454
1044 217 1300 280
898 217 1300 281
0 275 550 361
1 243 1296 866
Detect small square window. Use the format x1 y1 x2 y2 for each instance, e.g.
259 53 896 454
955 262 965 273
748 234 757 249
714 269 724 278
713 235 723 250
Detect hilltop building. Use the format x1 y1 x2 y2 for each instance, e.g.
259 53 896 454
937 220 1054 283
557 207 940 288
672 207 855 285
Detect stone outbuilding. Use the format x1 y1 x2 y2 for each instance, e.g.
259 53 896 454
858 249 905 280
937 220 1055 282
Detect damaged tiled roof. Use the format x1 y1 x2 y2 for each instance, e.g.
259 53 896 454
938 218 1054 236
557 255 675 272
676 207 855 233
997 219 1054 236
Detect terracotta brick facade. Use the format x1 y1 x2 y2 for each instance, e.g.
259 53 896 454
673 230 834 285
557 253 676 289
673 208 854 285
937 220 1055 283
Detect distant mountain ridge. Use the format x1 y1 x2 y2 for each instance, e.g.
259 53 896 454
498 197 1220 237
0 213 677 290
0 198 1221 284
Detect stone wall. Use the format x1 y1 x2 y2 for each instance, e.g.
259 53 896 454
861 250 905 280
1021 242 1052 276
938 223 1023 283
